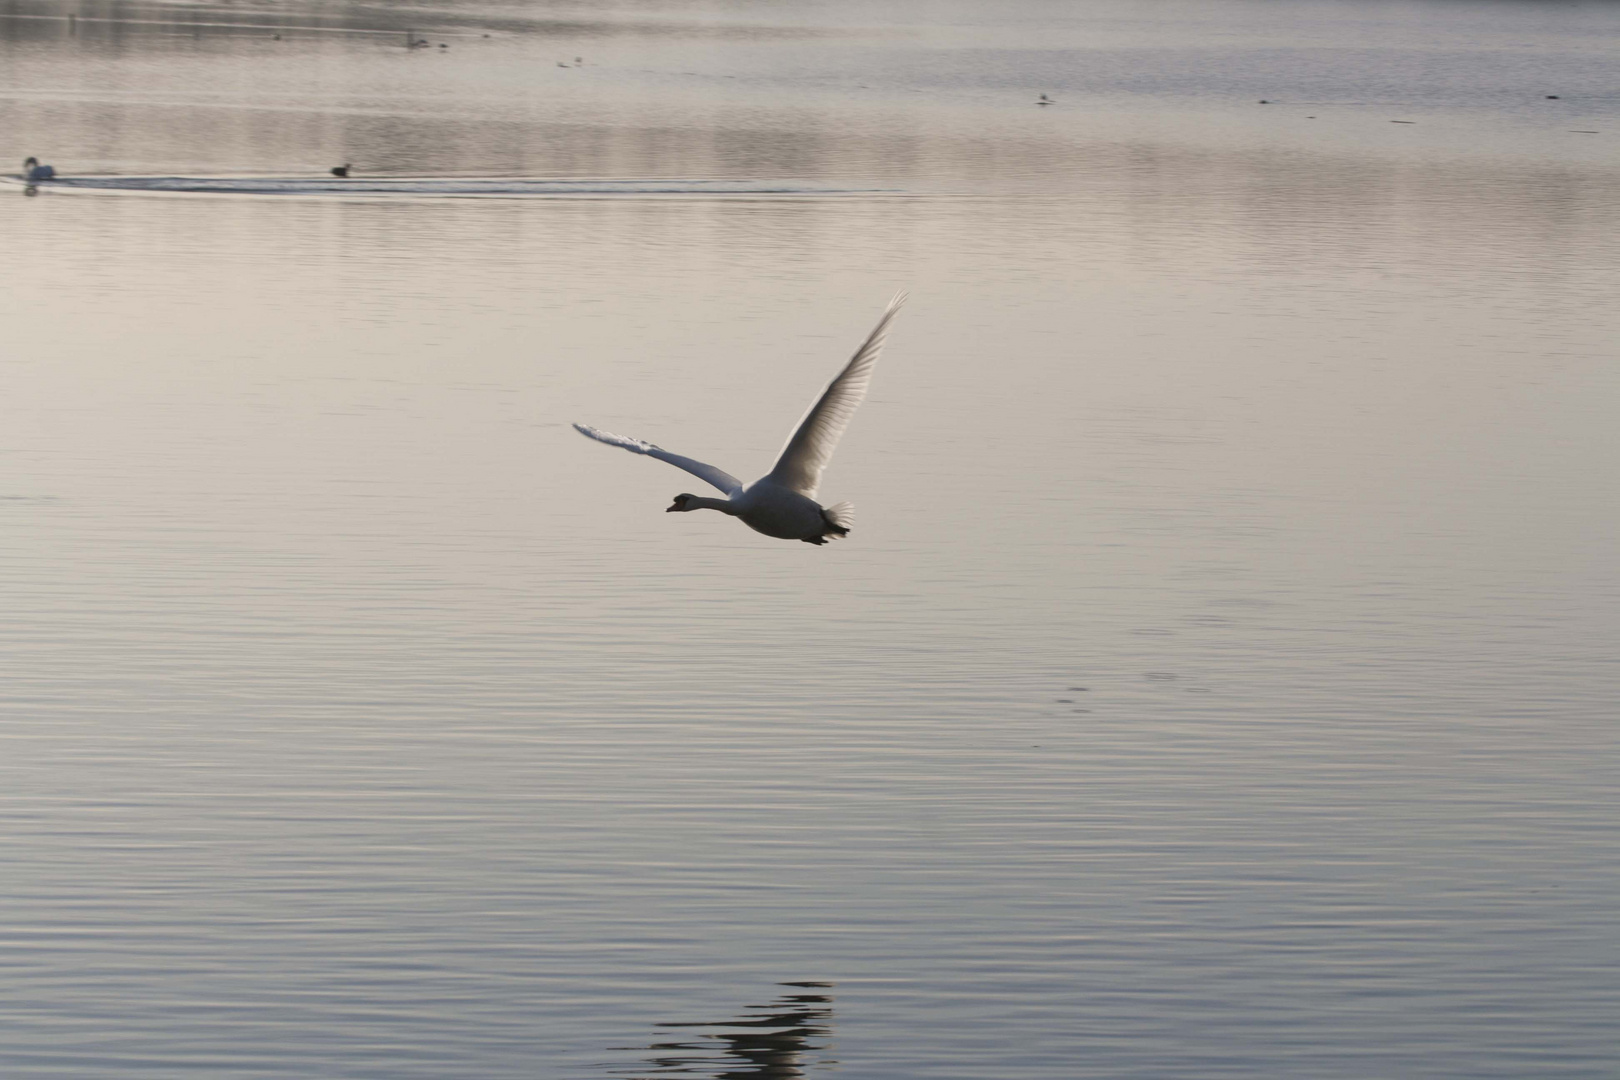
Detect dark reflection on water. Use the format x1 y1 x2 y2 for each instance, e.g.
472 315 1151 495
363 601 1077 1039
612 983 835 1080
0 0 841 46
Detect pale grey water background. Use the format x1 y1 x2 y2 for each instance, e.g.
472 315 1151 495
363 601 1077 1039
3 1 1619 1077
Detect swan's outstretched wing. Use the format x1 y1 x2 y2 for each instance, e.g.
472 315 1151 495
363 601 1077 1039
573 423 743 497
766 293 905 498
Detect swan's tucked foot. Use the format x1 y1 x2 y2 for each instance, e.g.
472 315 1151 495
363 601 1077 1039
804 522 846 545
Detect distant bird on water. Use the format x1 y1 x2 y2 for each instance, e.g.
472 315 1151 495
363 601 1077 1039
331 164 351 177
574 294 906 545
1037 93 1053 105
22 156 55 182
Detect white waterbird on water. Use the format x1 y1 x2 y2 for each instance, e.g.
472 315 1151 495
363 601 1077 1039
574 294 906 545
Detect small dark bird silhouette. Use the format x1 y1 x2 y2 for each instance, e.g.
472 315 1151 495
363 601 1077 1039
331 164 351 177
1037 93 1053 105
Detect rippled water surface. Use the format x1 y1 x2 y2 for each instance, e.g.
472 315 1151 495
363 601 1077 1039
3 1 1618 1077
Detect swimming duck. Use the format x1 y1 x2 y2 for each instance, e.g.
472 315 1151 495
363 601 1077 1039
22 157 55 182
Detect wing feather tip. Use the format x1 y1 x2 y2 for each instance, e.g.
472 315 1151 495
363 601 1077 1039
575 422 655 455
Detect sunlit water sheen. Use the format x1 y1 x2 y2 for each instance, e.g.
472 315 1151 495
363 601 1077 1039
3 1 1618 1077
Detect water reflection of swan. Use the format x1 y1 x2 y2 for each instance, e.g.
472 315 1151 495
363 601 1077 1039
22 157 56 182
622 982 834 1079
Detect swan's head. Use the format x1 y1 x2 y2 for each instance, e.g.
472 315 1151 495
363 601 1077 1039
667 493 696 512
23 157 37 169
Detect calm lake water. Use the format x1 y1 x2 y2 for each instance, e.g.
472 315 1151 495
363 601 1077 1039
3 1 1618 1077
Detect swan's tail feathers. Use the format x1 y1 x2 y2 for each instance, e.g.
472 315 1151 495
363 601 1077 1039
823 501 855 536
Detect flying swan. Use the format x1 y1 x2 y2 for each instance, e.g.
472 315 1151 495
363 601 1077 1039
575 294 906 545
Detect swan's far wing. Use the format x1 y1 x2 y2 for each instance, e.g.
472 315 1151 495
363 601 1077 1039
573 423 743 496
766 293 906 498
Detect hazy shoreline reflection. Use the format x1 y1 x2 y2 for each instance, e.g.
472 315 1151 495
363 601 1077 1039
613 983 834 1079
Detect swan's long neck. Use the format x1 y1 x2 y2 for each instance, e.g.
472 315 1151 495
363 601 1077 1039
686 496 738 515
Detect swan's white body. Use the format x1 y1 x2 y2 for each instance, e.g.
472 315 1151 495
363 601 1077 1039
575 294 904 545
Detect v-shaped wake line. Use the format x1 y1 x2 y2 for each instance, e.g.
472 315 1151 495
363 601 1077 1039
6 174 888 198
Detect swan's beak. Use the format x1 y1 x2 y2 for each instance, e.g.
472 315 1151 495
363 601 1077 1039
665 501 681 512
